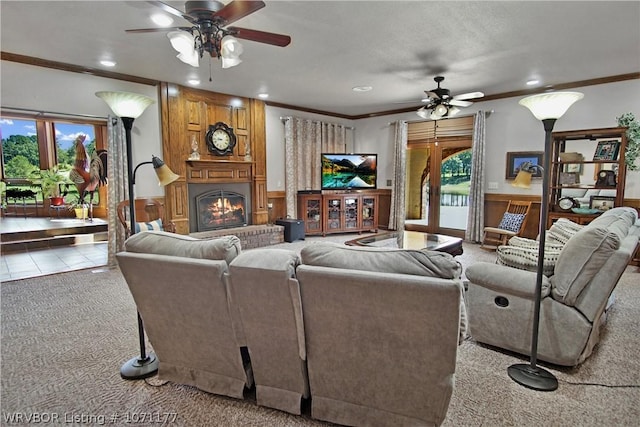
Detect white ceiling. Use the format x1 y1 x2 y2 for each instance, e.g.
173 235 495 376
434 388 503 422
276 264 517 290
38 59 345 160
1 1 639 117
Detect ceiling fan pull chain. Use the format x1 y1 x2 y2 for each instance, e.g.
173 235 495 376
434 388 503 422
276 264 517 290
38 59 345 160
209 57 213 82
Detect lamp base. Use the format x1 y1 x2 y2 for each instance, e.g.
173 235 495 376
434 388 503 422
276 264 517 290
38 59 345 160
508 363 558 391
120 353 158 380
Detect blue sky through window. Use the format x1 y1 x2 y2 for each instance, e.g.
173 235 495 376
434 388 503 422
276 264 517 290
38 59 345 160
1 118 95 149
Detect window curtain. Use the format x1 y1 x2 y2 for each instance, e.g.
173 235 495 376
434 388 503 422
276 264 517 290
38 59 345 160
106 116 129 266
283 117 347 218
465 111 487 242
389 120 407 241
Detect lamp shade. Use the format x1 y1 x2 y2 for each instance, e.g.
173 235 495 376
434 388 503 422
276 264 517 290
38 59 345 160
512 170 533 188
151 156 179 186
168 31 195 54
434 104 448 117
519 91 584 121
416 106 430 119
177 50 200 67
220 36 243 69
95 91 155 119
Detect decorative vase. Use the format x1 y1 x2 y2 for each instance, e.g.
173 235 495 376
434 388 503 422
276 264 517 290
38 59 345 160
74 207 89 219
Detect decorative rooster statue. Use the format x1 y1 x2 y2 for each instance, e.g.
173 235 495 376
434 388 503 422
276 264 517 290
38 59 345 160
69 134 108 221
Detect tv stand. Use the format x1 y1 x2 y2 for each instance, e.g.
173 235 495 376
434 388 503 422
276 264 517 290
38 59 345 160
298 190 378 236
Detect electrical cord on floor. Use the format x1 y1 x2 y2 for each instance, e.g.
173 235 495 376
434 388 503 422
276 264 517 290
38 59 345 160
558 379 640 388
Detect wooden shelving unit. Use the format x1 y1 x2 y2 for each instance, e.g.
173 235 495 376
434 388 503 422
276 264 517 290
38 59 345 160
548 126 628 227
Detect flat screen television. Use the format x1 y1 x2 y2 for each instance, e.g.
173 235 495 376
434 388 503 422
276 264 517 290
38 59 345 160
321 153 377 190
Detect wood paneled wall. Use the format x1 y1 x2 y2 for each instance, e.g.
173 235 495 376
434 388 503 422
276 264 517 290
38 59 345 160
160 83 268 234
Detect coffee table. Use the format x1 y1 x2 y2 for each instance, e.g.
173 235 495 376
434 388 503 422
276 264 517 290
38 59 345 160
345 230 464 256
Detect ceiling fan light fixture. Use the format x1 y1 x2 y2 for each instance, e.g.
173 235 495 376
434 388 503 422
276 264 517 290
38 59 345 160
168 31 195 55
416 106 430 119
220 36 243 68
177 50 199 67
434 104 448 117
448 106 461 117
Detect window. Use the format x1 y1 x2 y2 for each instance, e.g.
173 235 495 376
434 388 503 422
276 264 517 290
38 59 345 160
1 114 107 204
0 118 40 178
53 122 96 172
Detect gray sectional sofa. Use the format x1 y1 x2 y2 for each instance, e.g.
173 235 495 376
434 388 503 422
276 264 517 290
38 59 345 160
117 232 466 426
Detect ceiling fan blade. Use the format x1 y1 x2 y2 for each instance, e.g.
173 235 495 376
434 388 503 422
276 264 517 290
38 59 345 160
449 99 473 107
146 1 198 25
126 26 191 33
425 90 440 99
228 27 291 47
215 1 265 25
453 91 485 100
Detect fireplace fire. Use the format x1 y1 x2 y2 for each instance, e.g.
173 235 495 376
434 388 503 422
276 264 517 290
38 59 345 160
196 190 247 231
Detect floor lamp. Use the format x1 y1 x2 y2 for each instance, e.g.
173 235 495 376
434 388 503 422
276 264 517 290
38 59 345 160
96 91 178 379
508 91 584 391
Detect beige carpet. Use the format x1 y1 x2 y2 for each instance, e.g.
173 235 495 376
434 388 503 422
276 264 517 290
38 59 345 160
2 237 639 426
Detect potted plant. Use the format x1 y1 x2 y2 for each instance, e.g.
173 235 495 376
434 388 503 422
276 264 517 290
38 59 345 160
617 112 640 171
30 166 71 206
64 194 90 219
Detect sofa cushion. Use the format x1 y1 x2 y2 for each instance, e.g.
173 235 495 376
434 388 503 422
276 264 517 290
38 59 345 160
551 221 626 305
301 242 467 344
497 212 525 232
124 230 241 265
300 242 462 279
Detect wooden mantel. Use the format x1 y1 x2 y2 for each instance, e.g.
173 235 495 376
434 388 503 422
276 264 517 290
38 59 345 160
160 83 268 234
186 160 254 183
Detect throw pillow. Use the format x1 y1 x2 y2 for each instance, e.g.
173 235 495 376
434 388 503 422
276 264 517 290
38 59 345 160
496 245 559 276
134 219 163 233
498 212 525 232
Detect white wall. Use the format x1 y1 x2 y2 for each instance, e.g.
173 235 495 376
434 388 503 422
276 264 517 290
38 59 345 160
342 79 640 198
3 61 638 199
1 61 164 198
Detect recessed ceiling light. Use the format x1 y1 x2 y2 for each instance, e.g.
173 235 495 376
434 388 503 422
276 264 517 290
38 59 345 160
526 79 540 86
100 60 116 67
258 93 269 99
188 79 200 86
352 86 373 92
151 14 173 27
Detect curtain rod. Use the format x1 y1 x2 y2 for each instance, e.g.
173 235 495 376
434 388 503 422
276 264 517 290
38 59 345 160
280 116 355 130
1 106 107 120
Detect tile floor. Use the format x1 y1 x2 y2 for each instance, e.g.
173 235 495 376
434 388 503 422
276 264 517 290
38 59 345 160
1 241 108 282
1 216 108 282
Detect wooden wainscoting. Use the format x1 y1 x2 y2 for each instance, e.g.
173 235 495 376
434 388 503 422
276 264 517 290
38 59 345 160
484 194 541 240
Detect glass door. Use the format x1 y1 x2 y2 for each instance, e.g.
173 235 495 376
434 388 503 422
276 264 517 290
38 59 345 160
406 139 472 237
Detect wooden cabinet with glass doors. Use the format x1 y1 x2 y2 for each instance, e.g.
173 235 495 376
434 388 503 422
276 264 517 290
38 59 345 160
298 191 378 236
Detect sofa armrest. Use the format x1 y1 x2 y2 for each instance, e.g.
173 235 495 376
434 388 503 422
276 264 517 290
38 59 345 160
465 262 551 299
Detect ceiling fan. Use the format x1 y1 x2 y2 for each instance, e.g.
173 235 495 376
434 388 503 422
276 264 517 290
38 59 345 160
126 1 291 68
416 76 484 120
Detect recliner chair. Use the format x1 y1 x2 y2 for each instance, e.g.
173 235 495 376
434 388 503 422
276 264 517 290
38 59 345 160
466 207 639 366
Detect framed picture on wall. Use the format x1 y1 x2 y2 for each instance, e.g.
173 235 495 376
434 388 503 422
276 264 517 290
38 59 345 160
506 151 544 179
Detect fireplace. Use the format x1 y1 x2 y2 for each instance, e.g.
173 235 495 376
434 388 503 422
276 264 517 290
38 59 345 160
195 189 247 231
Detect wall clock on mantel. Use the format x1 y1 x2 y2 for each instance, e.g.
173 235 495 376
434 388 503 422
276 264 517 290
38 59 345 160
206 122 236 156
